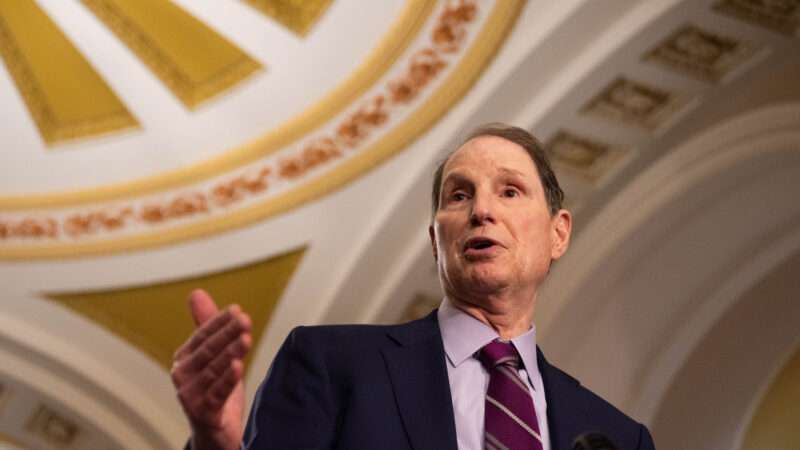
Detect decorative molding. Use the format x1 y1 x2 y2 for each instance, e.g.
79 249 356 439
0 0 527 259
545 131 629 183
541 103 800 340
81 0 263 109
0 315 177 449
0 0 474 241
713 0 800 36
0 0 469 240
644 24 757 82
0 0 436 210
0 1 138 146
537 105 800 450
25 404 81 447
0 217 59 240
582 77 687 129
242 0 332 36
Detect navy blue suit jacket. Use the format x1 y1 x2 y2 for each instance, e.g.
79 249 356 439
241 312 655 449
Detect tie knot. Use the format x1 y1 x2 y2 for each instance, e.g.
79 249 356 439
478 340 521 369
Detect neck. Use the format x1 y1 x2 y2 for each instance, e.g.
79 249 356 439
448 288 536 339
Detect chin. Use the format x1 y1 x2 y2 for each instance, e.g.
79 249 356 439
465 272 509 294
444 264 509 295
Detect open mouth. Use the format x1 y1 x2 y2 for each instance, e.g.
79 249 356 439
464 237 500 252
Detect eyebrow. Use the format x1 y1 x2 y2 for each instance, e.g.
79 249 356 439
442 167 531 187
497 167 528 178
441 172 470 187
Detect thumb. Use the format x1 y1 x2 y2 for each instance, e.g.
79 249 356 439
188 289 219 327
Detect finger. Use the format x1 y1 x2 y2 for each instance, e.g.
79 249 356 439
177 359 225 409
174 322 250 389
205 359 244 412
205 331 252 377
189 289 219 327
178 356 243 424
176 323 249 387
174 305 243 361
184 314 250 373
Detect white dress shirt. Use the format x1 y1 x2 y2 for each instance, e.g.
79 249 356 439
437 297 551 450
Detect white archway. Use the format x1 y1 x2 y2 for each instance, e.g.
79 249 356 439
538 103 800 449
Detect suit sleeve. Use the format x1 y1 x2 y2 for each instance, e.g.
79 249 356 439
242 326 337 450
636 423 656 450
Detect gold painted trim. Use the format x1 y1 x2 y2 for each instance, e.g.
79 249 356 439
243 0 333 36
81 0 262 109
0 0 138 145
0 1 524 260
0 0 434 209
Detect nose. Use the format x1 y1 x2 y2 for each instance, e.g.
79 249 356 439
469 191 495 226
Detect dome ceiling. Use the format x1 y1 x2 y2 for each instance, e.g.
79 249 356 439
1 0 521 259
1 1 799 449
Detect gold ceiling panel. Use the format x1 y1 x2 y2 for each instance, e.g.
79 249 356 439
0 0 138 145
81 0 263 109
242 0 332 36
45 247 306 372
741 346 800 450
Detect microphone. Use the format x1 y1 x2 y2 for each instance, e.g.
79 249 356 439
572 432 618 450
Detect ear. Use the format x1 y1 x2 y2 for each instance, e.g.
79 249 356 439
428 225 438 262
550 209 572 260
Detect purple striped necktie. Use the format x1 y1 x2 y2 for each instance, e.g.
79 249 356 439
479 340 543 450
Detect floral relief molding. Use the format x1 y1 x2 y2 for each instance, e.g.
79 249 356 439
0 0 524 259
0 0 487 245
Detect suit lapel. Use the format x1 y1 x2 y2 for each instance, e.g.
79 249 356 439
382 312 458 450
538 348 589 450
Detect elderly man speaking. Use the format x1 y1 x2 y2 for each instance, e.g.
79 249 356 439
170 124 656 450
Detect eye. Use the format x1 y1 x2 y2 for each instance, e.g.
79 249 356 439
502 187 520 198
451 191 469 202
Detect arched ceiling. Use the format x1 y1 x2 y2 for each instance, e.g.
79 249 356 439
1 1 798 449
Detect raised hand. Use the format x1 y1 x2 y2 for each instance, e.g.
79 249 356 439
171 289 252 450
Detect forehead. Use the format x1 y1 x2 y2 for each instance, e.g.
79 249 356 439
442 135 539 180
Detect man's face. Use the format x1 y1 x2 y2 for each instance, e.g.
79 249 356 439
429 136 571 300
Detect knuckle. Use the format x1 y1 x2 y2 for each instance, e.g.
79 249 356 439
172 347 184 360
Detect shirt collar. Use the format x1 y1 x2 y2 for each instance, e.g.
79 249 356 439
437 297 540 381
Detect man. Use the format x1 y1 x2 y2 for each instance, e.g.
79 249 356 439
171 124 656 450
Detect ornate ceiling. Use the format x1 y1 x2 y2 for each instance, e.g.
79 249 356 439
0 0 521 259
1 0 798 449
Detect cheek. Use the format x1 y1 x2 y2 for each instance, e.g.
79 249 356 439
436 220 462 253
434 233 459 269
516 220 553 263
